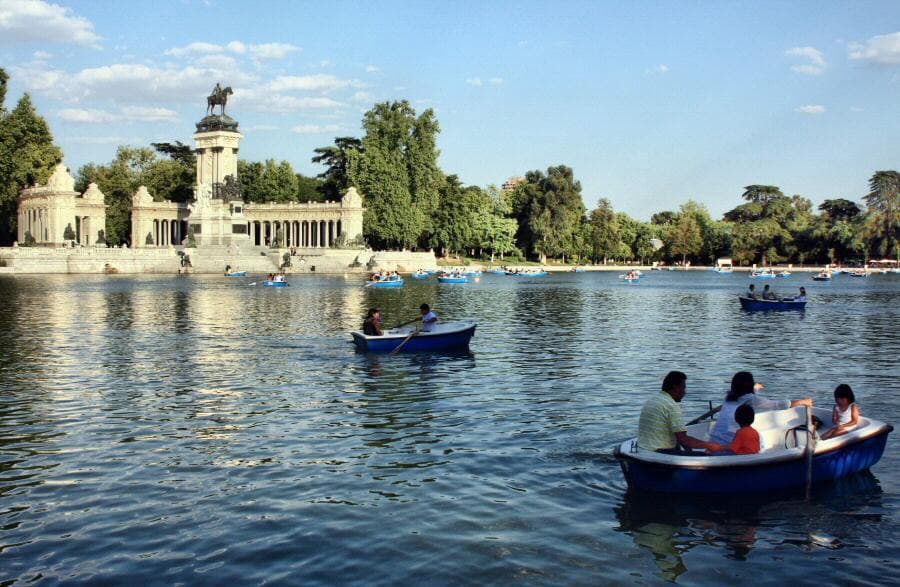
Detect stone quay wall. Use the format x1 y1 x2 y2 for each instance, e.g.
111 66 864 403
0 246 437 275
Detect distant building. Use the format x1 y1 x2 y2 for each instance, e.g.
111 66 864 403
501 176 525 192
17 164 107 246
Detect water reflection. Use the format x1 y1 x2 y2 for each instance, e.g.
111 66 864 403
615 472 884 582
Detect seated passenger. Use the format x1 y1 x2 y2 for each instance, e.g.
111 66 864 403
762 284 777 300
637 371 723 454
709 403 760 455
821 384 860 439
747 284 758 299
362 308 383 336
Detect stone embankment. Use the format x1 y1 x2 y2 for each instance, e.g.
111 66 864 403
0 246 437 275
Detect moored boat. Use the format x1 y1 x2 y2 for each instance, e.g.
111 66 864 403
614 406 892 493
351 321 477 353
738 296 806 311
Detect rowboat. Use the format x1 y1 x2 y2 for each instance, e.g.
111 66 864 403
812 272 832 281
262 280 289 287
412 271 430 279
488 269 507 275
438 275 469 283
573 267 586 273
506 271 548 277
369 278 404 288
614 406 892 493
619 274 641 281
750 269 776 279
351 321 477 353
738 296 806 311
225 271 247 277
775 271 792 278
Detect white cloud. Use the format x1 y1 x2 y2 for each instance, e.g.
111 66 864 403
120 106 178 122
849 32 900 65
0 0 100 47
33 50 52 60
466 77 483 86
352 91 374 104
291 123 347 134
67 135 127 144
645 64 670 75
243 124 278 132
267 74 358 92
56 106 179 123
365 65 380 73
786 46 827 75
233 90 342 113
796 104 826 114
166 40 299 60
57 108 119 123
488 77 504 85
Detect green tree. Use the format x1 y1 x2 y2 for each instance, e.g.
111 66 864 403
312 136 363 201
588 198 620 263
514 166 586 262
863 170 900 260
0 84 62 244
724 185 793 264
671 206 704 265
296 173 325 202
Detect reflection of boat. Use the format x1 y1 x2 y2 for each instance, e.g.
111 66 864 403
738 296 806 311
614 406 892 493
225 271 247 277
369 278 404 288
463 270 482 277
351 321 477 353
262 280 289 287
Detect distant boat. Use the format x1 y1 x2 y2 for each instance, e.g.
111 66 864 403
619 273 641 282
812 271 832 281
614 406 892 493
506 270 548 277
739 296 806 311
572 267 586 273
713 258 733 273
369 277 404 288
351 321 477 353
412 270 430 279
262 280 289 287
438 275 469 283
775 271 792 278
488 268 507 275
225 271 247 277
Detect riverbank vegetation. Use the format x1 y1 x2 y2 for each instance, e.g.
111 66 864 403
0 68 896 264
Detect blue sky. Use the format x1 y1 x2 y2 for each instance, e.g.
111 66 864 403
2 0 899 219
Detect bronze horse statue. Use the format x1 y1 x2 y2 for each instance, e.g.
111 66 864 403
206 84 233 116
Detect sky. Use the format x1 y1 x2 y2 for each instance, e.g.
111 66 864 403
2 0 899 220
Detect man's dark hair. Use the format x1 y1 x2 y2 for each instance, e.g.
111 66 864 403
735 403 755 427
662 371 687 392
420 303 430 312
727 371 756 402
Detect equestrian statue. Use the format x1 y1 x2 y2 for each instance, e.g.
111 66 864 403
206 83 233 116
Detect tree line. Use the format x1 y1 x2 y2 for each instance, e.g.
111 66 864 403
1 67 897 263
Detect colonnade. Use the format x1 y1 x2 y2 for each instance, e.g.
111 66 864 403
20 207 49 242
18 208 100 245
151 219 185 246
250 219 342 248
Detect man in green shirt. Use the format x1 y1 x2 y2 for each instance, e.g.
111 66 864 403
638 371 723 454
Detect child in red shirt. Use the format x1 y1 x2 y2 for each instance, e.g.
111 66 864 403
711 403 760 455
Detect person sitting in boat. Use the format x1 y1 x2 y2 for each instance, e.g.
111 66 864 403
225 264 232 275
709 403 760 455
746 284 759 299
417 303 438 333
709 372 812 446
266 273 274 282
637 371 724 455
362 308 383 336
762 284 777 300
274 273 285 283
783 287 807 302
821 384 860 440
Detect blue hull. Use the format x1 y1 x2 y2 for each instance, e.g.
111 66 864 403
352 324 476 353
507 271 548 277
412 274 430 279
616 429 890 493
262 281 289 287
739 296 806 311
488 269 507 275
751 273 775 279
370 279 404 288
438 277 469 283
225 271 247 277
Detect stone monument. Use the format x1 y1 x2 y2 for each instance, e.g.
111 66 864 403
188 83 249 246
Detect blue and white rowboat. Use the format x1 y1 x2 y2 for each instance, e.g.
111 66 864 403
438 275 469 283
615 406 892 493
263 280 289 287
738 296 806 311
369 278 404 288
351 321 477 353
225 271 247 277
412 272 430 279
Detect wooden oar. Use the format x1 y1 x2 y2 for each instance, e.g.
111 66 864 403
389 317 419 329
389 330 418 355
687 404 722 426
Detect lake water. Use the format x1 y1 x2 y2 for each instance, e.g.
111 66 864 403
1 271 898 585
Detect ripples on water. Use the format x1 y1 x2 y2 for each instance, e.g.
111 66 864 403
0 272 898 584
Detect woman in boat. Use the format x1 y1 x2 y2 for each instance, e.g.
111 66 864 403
709 372 813 445
363 308 383 336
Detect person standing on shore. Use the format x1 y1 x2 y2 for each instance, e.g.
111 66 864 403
637 371 724 454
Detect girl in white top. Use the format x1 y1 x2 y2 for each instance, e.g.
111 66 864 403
821 384 860 440
709 371 813 446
